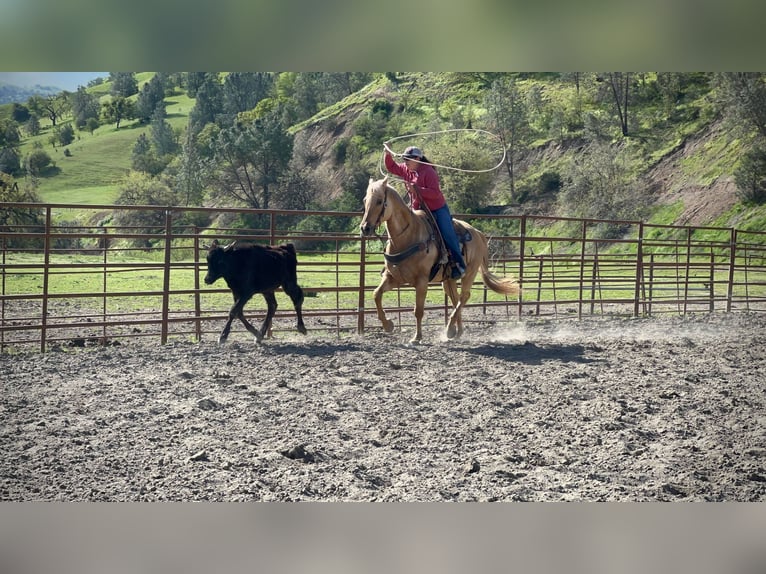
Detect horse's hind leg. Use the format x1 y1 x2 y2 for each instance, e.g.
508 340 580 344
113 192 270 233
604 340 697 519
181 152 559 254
284 281 307 335
442 280 461 339
373 272 397 334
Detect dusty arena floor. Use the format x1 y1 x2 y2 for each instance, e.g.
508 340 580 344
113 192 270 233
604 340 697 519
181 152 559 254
2 312 765 501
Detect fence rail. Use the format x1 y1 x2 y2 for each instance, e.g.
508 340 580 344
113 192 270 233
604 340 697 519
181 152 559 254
2 202 766 352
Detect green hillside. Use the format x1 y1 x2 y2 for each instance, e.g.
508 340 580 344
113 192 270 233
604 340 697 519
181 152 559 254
2 72 766 234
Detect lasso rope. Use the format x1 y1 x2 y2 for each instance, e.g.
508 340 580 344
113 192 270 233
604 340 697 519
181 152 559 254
379 128 507 178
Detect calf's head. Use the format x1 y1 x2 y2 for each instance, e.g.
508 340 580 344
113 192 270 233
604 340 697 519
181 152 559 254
203 240 236 285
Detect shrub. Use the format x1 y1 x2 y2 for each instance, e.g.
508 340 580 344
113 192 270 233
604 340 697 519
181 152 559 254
734 145 766 204
26 149 53 176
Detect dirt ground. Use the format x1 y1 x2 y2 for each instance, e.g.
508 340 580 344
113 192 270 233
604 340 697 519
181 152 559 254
2 311 765 501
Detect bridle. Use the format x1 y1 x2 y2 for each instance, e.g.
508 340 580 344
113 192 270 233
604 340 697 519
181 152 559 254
366 184 412 245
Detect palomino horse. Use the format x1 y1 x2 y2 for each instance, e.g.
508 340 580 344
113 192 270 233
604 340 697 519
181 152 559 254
359 176 520 343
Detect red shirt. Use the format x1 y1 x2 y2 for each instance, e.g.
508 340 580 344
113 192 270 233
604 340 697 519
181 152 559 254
384 152 446 211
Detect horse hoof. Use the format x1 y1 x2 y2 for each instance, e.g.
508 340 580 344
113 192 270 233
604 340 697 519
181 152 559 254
446 326 458 339
217 335 228 345
297 324 307 335
383 320 395 333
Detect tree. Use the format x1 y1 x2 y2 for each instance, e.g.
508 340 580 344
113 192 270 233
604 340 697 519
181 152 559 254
11 103 30 123
0 119 22 175
101 96 135 129
27 93 70 127
0 172 43 245
25 114 41 137
714 72 766 142
131 133 164 176
597 72 632 136
558 140 649 234
135 74 166 123
70 86 100 130
432 139 495 213
171 130 215 207
109 72 138 98
150 107 178 157
189 74 223 136
734 145 766 204
25 148 53 176
484 76 532 200
84 117 99 134
321 73 373 100
222 72 274 117
54 123 75 147
113 171 177 247
212 107 293 209
185 72 208 97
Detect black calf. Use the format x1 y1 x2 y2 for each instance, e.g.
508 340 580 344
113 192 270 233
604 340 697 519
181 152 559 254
204 239 307 344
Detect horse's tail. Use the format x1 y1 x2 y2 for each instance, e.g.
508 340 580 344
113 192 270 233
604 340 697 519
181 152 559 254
478 233 521 296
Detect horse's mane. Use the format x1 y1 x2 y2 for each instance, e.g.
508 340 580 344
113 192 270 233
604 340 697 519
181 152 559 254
374 177 407 207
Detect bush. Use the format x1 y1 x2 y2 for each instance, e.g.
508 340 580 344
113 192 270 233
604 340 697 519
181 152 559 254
26 149 53 176
734 145 766 204
55 123 75 146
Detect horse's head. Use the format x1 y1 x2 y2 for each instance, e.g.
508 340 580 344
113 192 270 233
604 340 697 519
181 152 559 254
359 176 390 237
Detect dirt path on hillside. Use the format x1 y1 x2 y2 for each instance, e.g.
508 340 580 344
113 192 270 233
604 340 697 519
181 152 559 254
2 312 765 501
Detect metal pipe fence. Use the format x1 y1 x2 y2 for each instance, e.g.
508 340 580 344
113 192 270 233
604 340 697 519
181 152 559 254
2 202 766 352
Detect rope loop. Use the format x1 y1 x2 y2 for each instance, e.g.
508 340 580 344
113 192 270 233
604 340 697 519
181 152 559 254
379 128 506 179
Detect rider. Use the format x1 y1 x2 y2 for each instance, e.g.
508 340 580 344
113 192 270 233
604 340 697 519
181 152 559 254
384 144 467 279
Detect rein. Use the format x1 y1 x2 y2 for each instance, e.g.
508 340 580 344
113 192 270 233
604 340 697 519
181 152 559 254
370 185 411 245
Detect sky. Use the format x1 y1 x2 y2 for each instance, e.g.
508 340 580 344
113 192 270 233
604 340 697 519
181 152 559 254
0 72 108 91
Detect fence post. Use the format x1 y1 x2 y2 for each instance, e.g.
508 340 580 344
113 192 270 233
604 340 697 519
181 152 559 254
517 215 526 319
633 222 644 318
683 227 692 315
578 219 587 319
0 234 4 352
101 227 108 343
589 244 599 315
648 253 655 316
161 209 172 345
709 249 715 312
357 237 367 334
193 227 202 341
726 228 736 312
41 207 51 352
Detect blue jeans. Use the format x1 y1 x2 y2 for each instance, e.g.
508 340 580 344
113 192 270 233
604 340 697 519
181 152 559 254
432 205 466 268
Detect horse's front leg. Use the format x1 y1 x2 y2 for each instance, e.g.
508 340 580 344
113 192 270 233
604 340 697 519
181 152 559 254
373 271 397 333
411 279 429 344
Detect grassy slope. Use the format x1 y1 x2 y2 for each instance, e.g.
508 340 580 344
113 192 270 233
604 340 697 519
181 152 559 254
16 73 192 206
5 72 765 231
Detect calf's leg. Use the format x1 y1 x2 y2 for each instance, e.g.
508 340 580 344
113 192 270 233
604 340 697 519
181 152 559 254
259 291 278 338
220 294 257 344
237 308 263 343
283 282 307 335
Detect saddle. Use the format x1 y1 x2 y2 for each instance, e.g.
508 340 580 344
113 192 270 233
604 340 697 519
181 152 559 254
385 184 472 281
383 218 472 281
